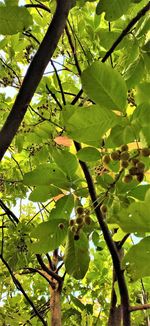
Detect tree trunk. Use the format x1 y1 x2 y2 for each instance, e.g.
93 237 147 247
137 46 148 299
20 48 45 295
50 286 62 326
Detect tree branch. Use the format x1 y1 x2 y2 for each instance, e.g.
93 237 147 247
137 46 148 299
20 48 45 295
129 304 150 312
0 199 19 225
0 0 72 161
74 141 130 326
101 1 150 62
36 254 62 283
0 254 47 326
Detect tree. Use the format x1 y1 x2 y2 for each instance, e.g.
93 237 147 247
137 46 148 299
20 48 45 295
0 0 150 324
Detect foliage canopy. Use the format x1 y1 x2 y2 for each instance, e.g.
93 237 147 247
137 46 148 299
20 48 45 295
0 0 150 325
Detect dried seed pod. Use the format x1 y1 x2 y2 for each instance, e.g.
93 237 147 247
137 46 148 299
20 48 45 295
76 216 83 225
69 219 75 226
71 226 76 233
129 167 138 176
103 154 111 164
121 144 129 152
74 234 80 241
76 206 84 215
84 216 91 225
136 162 145 170
100 204 107 214
141 148 150 157
58 223 64 230
111 151 120 161
136 173 144 182
123 174 133 183
121 160 129 168
120 151 130 161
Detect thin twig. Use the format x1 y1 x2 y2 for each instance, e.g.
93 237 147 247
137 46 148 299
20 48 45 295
0 255 47 325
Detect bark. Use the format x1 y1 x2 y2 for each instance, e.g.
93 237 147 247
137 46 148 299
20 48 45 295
50 285 62 326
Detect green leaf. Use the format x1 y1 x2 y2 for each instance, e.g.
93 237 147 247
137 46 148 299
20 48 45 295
125 57 145 89
70 295 85 311
96 0 130 21
0 6 33 35
77 147 101 162
135 82 150 105
128 185 150 201
64 230 90 279
111 189 150 233
132 103 150 127
52 149 78 177
81 62 127 111
63 104 119 147
50 194 74 220
29 185 62 202
122 237 150 281
30 219 68 253
23 164 70 189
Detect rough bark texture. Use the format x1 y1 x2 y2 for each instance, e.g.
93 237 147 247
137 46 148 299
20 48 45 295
50 285 62 326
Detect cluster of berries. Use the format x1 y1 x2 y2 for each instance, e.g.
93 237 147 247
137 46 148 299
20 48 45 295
69 206 91 240
102 145 150 183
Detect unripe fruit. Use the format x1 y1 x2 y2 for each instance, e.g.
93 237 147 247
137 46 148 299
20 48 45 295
71 226 76 233
76 206 84 215
111 151 120 161
58 223 64 230
136 162 145 170
120 151 130 161
84 216 91 225
76 216 83 225
121 160 129 168
136 173 144 182
100 204 107 214
121 144 129 152
69 219 75 226
132 158 139 166
141 148 150 157
74 234 80 241
129 167 138 176
103 154 110 164
123 174 133 183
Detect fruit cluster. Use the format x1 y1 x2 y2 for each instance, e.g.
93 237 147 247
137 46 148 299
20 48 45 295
69 206 91 240
102 145 150 183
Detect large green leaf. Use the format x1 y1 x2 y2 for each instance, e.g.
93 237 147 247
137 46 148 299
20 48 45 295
96 0 130 21
23 163 70 189
77 147 101 162
29 185 62 202
110 189 150 233
64 230 90 279
0 6 33 35
63 104 119 147
30 219 68 253
52 149 78 178
122 237 150 281
50 194 74 220
81 62 127 111
135 82 150 105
